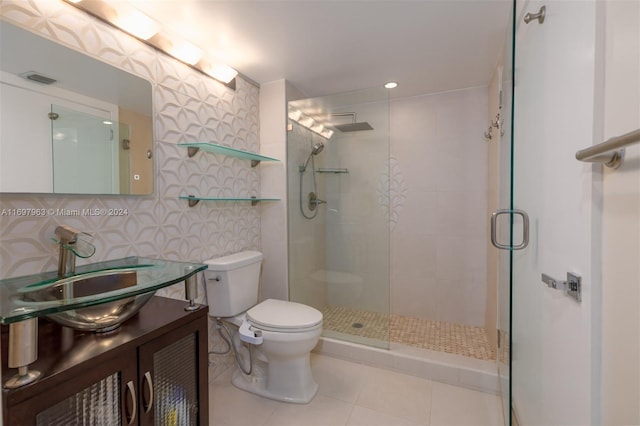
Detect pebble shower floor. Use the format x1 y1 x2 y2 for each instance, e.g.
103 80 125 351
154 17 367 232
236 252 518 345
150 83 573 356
322 306 496 361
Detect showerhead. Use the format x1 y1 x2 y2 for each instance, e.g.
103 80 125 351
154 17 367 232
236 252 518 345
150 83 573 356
334 122 374 132
331 112 374 133
300 142 325 172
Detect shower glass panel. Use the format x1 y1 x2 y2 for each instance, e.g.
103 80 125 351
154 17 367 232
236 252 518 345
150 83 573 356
496 2 515 422
287 86 390 349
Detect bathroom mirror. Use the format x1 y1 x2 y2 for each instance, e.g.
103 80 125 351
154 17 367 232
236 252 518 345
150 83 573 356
0 21 154 195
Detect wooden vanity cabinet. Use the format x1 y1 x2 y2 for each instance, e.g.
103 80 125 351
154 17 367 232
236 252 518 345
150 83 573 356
1 296 209 425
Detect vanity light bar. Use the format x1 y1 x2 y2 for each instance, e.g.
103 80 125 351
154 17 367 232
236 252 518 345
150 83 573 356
62 0 238 87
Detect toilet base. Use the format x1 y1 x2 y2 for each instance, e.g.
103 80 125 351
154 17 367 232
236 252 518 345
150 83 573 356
231 359 318 404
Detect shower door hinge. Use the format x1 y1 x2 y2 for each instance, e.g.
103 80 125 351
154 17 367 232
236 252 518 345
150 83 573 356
541 272 581 302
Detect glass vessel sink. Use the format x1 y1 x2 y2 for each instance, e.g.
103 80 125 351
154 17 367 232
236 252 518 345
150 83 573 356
0 257 207 331
17 266 154 332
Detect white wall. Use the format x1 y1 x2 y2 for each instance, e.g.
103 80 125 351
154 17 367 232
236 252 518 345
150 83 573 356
259 80 288 302
259 80 308 302
601 0 640 423
390 87 489 327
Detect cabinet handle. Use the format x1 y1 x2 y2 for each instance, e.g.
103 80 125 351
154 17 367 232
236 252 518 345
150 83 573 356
143 371 154 414
125 380 137 425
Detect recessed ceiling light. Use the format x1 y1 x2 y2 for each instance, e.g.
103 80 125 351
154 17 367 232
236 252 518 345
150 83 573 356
384 81 398 89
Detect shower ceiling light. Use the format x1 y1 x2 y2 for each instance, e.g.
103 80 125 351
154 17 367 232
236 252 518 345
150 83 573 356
288 109 302 121
62 0 238 88
384 81 399 89
288 110 332 140
321 129 334 139
298 117 314 128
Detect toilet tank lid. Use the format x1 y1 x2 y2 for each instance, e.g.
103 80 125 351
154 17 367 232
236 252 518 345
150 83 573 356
204 250 263 271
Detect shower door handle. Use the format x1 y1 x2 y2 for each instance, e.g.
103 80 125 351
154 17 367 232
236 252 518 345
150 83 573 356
491 209 529 250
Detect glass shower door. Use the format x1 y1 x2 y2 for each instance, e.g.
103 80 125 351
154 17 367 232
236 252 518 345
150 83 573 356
288 86 391 350
495 2 515 422
508 0 599 424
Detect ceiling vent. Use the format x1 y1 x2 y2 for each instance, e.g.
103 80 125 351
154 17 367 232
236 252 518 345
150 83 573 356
19 71 57 85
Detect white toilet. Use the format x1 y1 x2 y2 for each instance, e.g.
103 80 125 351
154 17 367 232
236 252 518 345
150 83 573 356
204 250 323 404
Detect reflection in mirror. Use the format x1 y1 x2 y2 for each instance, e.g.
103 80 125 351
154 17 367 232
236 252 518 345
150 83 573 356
0 21 154 195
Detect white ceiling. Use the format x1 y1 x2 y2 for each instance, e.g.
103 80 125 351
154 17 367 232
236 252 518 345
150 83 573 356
133 0 512 99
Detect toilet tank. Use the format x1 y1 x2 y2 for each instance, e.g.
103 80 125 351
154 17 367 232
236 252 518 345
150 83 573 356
204 250 263 317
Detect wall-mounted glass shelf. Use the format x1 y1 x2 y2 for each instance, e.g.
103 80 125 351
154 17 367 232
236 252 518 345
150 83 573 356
179 195 280 207
178 142 280 167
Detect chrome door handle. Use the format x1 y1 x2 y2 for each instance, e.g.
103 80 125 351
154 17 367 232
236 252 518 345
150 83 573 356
125 380 137 425
143 371 154 414
491 209 530 250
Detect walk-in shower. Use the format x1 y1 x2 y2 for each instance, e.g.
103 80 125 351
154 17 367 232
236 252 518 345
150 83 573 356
287 84 497 369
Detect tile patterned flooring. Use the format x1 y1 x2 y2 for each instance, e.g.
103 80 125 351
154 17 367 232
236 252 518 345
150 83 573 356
209 353 504 426
322 306 496 361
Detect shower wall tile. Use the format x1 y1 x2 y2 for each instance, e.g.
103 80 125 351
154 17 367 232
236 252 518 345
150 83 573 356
0 0 261 355
391 270 440 320
436 190 487 238
390 86 489 327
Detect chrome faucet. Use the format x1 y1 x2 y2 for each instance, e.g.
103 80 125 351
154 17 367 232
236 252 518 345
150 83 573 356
54 225 94 277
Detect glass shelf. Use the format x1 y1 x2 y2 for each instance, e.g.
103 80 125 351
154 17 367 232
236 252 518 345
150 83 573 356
0 257 207 325
178 142 279 167
317 168 349 174
179 195 280 207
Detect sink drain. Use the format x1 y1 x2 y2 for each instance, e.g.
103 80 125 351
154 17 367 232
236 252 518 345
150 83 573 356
351 322 364 329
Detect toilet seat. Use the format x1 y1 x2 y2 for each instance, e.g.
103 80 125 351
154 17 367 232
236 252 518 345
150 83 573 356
247 299 322 333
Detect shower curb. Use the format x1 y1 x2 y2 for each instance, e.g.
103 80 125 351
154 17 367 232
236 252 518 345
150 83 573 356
313 337 500 395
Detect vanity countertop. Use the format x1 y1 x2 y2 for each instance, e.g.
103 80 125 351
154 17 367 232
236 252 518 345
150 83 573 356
0 257 207 324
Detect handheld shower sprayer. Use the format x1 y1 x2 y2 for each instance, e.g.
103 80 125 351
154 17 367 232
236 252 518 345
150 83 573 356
299 141 326 219
299 142 325 172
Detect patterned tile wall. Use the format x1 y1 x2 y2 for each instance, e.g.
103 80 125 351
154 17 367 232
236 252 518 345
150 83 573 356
0 0 262 312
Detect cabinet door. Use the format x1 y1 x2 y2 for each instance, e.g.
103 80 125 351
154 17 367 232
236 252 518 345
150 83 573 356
8 349 138 426
138 316 208 426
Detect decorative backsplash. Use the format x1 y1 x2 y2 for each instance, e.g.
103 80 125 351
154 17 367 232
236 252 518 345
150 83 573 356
0 0 262 305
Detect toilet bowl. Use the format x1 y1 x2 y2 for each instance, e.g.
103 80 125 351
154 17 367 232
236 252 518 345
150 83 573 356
231 299 322 403
204 251 323 404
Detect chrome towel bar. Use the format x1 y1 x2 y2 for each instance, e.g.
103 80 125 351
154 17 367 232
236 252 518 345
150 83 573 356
575 128 640 169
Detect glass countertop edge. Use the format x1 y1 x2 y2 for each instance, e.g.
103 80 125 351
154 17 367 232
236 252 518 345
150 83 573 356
0 257 208 325
177 142 280 162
